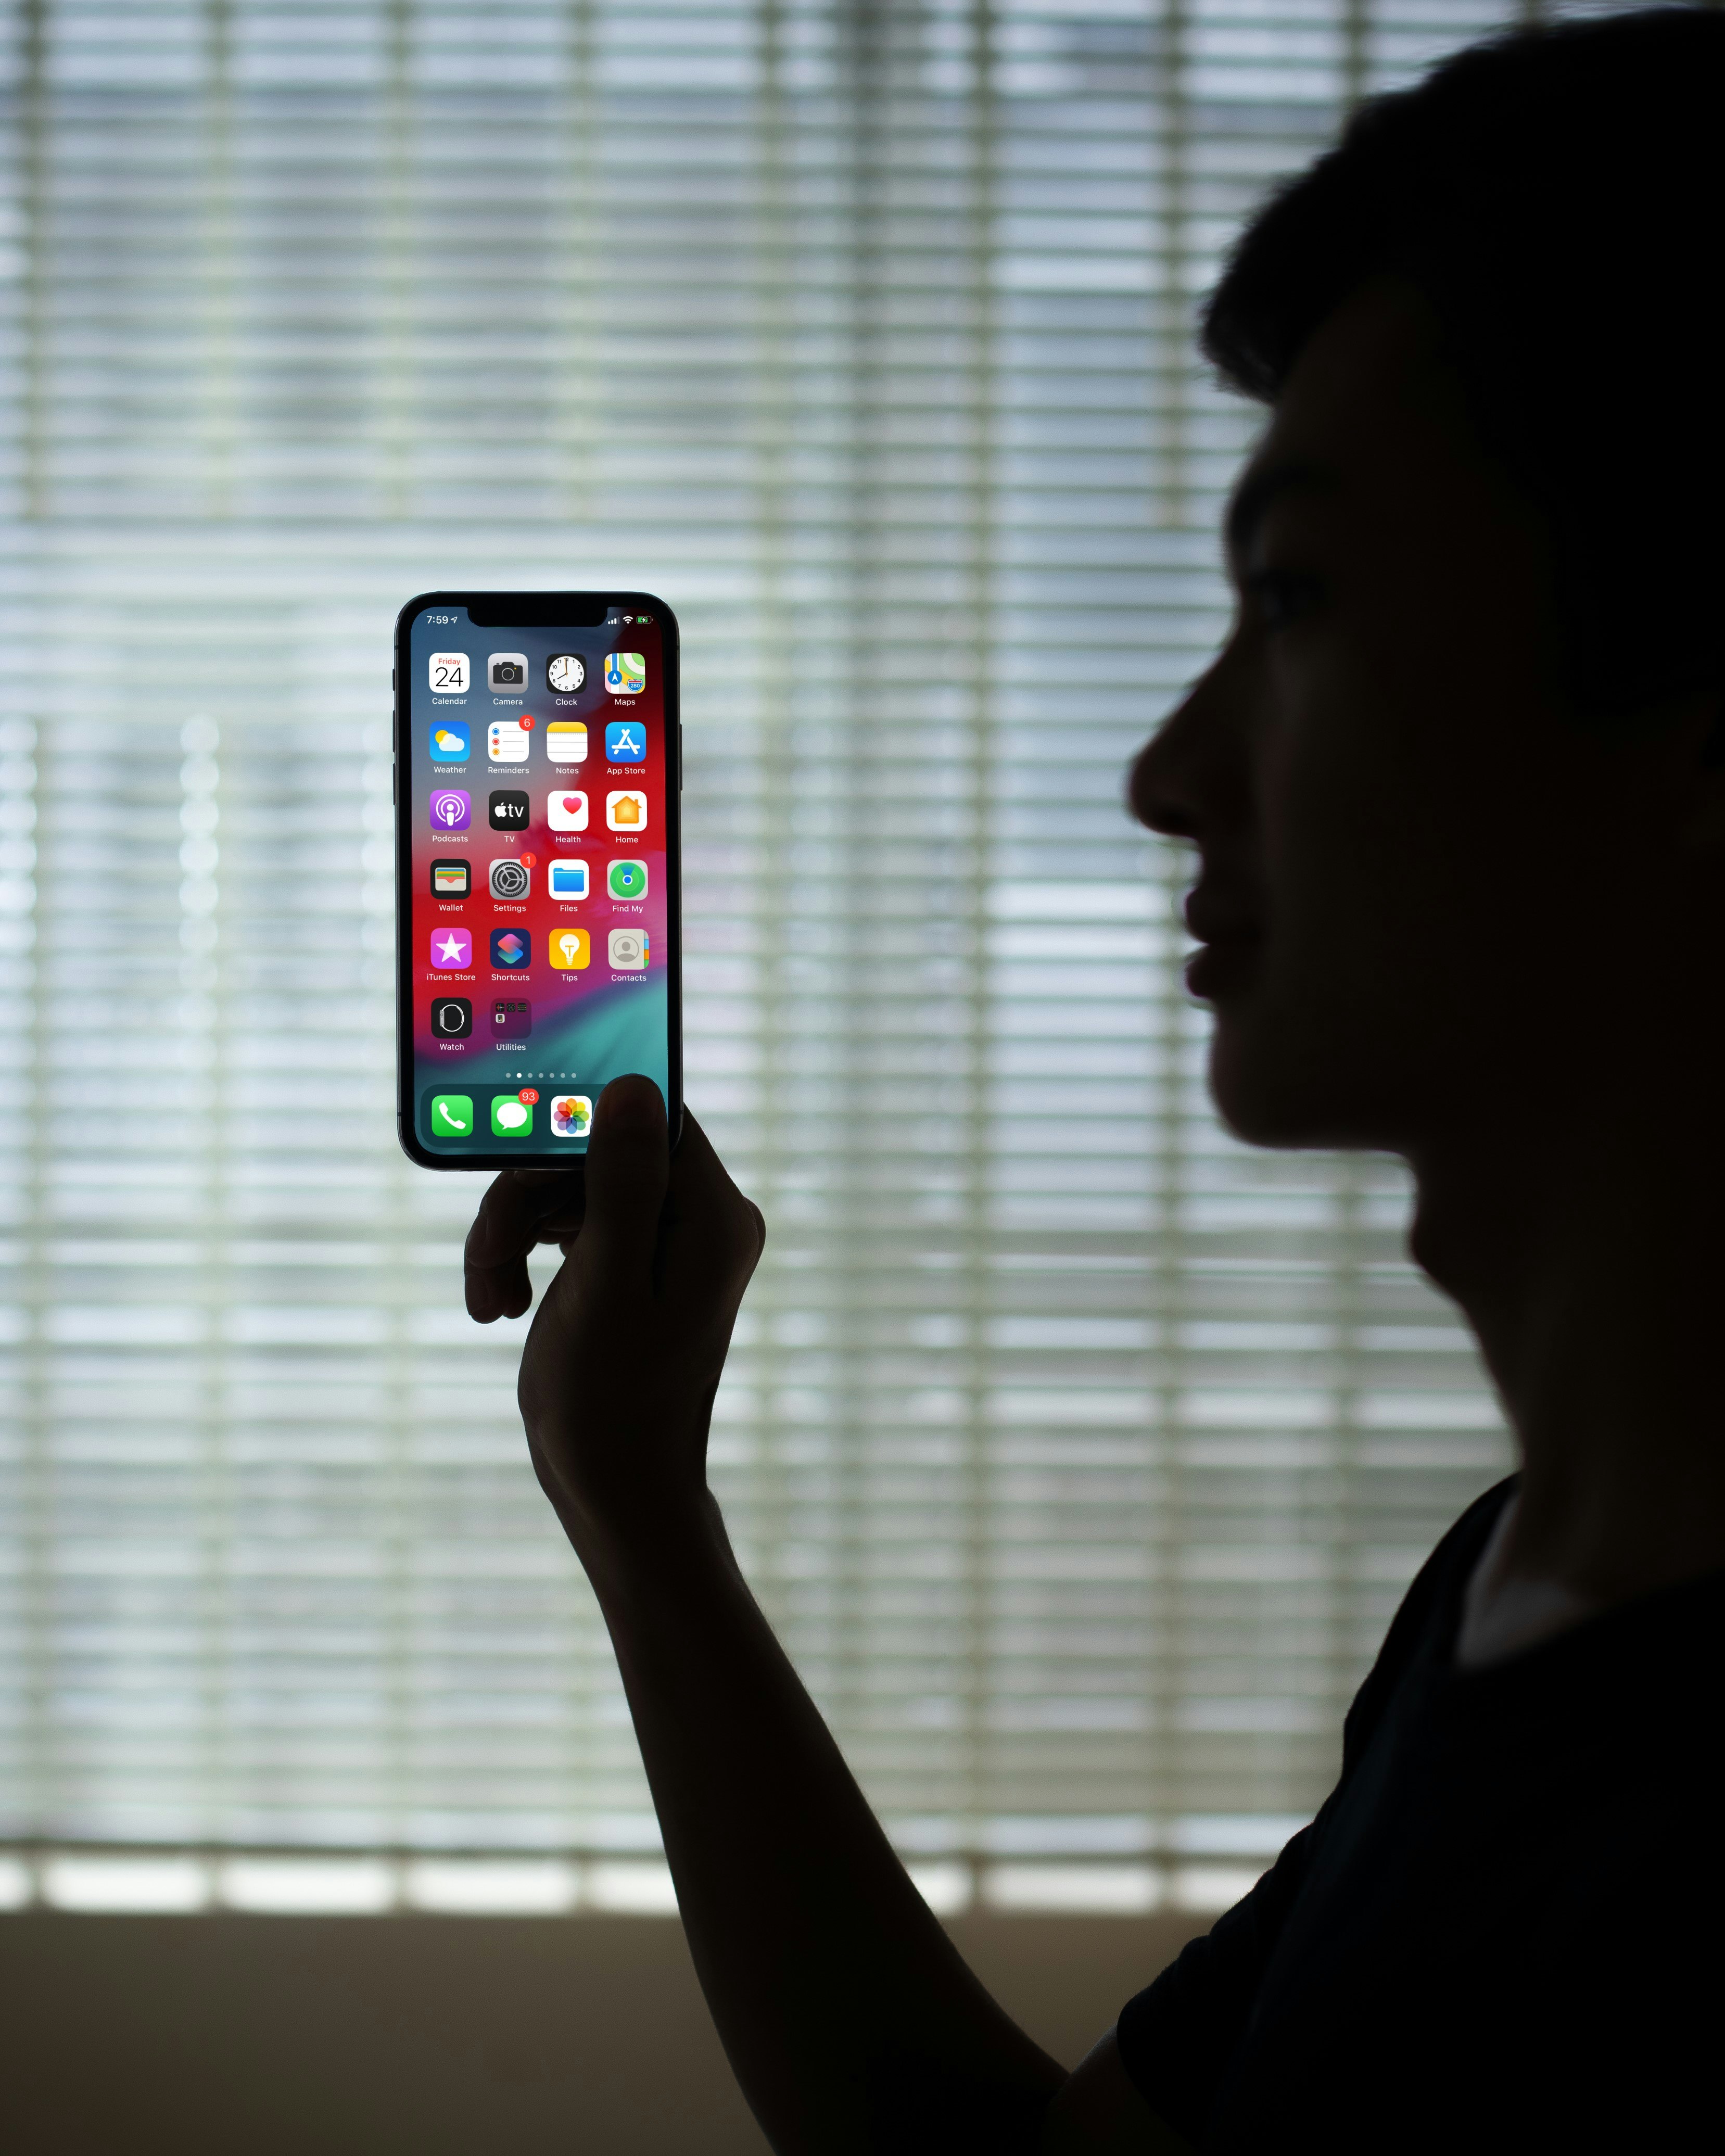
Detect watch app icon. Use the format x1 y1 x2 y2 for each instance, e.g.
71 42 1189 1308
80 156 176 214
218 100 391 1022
430 996 472 1038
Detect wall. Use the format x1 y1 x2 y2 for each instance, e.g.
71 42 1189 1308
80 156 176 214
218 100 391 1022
0 1910 1210 2153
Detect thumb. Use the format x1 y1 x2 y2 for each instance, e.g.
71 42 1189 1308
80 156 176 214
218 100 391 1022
575 1074 670 1286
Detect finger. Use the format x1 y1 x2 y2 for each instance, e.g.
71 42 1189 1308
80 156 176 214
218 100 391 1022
575 1074 670 1287
465 1168 584 1323
659 1111 768 1302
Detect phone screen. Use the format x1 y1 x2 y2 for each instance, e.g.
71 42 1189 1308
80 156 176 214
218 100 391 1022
395 594 680 1164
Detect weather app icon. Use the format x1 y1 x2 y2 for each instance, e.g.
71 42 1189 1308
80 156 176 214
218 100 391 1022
429 721 470 762
429 789 471 832
490 928 530 969
605 720 645 764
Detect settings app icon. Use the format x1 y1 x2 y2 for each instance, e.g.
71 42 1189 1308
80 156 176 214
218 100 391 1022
488 858 530 900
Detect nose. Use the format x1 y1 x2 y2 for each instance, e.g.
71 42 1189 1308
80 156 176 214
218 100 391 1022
1128 657 1237 841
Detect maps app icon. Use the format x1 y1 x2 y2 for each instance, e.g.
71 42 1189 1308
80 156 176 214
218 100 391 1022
603 652 645 695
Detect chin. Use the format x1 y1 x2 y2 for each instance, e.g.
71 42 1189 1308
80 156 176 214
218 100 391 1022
1205 996 1416 1154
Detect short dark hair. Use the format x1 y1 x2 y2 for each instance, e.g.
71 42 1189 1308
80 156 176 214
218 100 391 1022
1202 7 1725 718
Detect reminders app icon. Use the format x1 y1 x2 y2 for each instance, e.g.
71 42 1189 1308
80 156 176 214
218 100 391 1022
549 858 589 901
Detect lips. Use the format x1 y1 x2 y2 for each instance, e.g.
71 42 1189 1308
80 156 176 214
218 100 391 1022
1183 883 1262 998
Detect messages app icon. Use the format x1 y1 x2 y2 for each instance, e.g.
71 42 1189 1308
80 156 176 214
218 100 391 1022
429 1095 473 1139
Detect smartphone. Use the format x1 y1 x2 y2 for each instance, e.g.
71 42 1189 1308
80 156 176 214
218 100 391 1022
394 591 682 1166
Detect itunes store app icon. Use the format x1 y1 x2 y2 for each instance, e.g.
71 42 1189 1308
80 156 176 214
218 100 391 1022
429 788 471 832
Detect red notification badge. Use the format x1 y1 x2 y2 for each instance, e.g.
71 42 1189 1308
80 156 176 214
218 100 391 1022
518 1088 540 1105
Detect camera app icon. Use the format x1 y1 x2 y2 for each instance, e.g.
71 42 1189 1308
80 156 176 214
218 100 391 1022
488 858 530 901
488 652 528 691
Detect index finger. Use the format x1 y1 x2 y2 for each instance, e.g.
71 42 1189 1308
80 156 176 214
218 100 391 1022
464 1168 585 1323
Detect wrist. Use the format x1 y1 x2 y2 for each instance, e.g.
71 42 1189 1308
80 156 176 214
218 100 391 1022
547 1474 733 1610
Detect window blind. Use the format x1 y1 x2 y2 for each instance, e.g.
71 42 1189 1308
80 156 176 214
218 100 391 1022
0 0 1557 1918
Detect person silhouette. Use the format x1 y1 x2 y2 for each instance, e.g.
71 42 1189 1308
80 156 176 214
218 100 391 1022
463 13 1725 2150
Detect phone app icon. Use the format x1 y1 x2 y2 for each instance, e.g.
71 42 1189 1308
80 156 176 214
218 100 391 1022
550 1094 593 1139
606 790 648 833
547 720 588 763
430 789 471 832
603 652 645 695
607 928 649 971
549 928 590 970
549 858 589 901
489 790 528 830
430 927 473 969
429 653 471 695
605 721 646 764
492 997 531 1037
430 996 472 1039
488 716 530 762
606 857 648 901
488 857 530 901
548 655 586 694
491 1095 534 1137
490 928 530 969
488 652 528 692
430 1094 474 1137
430 721 470 762
548 789 589 832
430 858 470 897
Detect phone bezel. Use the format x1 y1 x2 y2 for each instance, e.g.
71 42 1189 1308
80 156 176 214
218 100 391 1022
394 589 684 1169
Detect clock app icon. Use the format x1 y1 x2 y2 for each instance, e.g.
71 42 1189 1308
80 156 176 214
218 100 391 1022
548 653 586 695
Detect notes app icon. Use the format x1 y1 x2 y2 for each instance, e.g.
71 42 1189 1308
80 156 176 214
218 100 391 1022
606 790 648 832
547 721 588 763
549 928 591 970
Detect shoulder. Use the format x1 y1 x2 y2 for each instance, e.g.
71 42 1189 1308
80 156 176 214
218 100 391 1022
1338 1472 1517 1762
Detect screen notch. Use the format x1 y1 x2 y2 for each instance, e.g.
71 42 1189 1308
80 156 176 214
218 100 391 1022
465 593 613 628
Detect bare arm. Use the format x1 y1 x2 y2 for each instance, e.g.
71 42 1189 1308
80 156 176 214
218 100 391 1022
466 1080 1074 2153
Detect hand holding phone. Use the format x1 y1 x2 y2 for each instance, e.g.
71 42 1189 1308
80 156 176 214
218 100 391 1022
463 1079 765 1563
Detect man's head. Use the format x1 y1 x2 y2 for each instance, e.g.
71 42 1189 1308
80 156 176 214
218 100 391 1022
1133 10 1725 1161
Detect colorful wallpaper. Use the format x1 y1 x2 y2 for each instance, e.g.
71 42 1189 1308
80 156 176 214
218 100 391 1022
402 603 673 1158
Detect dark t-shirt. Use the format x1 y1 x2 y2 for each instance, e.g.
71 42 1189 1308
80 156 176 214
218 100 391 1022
1117 1473 1724 2151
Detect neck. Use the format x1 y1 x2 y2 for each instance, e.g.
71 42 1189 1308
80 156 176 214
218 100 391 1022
1406 1074 1725 1609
